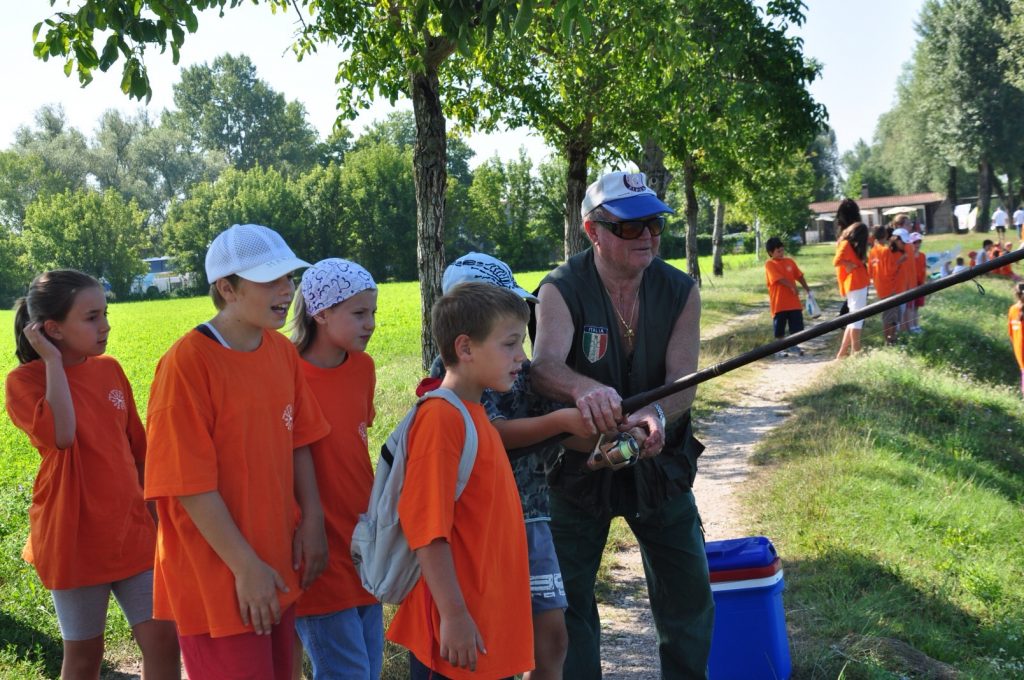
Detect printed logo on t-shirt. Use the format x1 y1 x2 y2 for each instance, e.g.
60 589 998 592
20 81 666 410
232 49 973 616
358 421 368 445
282 404 294 431
108 389 126 411
582 325 608 363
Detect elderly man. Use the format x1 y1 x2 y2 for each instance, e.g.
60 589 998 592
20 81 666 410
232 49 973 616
532 171 713 678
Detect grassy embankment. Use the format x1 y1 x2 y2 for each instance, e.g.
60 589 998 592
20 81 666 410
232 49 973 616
5 235 1019 677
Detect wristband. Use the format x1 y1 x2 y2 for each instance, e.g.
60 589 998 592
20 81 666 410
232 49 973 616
653 403 667 430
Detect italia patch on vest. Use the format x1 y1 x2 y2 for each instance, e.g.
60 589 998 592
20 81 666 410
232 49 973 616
582 325 609 363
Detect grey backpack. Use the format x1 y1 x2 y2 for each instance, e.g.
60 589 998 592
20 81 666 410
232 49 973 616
350 388 478 604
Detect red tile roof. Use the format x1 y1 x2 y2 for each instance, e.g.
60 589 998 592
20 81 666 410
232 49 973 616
810 192 945 214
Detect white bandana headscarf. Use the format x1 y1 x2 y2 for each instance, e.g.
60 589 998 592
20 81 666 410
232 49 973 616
300 258 376 316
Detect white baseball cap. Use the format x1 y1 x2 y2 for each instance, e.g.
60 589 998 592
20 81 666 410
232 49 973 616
442 252 538 302
205 224 310 283
581 171 674 219
891 228 912 243
908 232 922 243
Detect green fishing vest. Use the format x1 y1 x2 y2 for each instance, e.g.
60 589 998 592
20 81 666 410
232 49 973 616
541 249 704 519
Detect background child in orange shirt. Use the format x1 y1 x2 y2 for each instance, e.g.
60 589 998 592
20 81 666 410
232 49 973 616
288 258 383 680
833 222 870 359
764 236 811 357
388 282 535 680
1009 283 1024 397
145 224 331 680
905 232 927 333
5 270 179 679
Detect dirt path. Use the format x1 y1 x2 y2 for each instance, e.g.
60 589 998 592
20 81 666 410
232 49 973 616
598 328 835 679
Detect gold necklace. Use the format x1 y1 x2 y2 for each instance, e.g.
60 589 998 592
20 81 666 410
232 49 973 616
606 285 640 344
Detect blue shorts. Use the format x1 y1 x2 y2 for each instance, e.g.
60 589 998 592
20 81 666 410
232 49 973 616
296 603 383 680
526 521 568 613
50 569 154 641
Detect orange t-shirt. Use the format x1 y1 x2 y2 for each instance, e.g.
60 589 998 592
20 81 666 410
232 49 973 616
833 240 869 296
871 247 905 299
901 244 918 291
1009 304 1024 370
295 352 378 617
386 399 533 679
991 248 1015 277
4 355 154 590
915 251 927 286
145 329 330 637
764 257 803 315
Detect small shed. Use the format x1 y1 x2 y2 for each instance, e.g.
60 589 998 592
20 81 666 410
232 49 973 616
808 192 951 241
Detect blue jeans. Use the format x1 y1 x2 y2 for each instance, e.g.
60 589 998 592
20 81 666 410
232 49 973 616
295 604 383 680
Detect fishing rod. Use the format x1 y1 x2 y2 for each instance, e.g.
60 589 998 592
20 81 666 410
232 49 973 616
620 244 1024 413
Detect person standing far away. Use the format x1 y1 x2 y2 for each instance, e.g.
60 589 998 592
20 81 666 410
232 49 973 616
993 205 1009 240
531 171 714 679
833 221 870 359
764 237 812 357
1012 204 1024 241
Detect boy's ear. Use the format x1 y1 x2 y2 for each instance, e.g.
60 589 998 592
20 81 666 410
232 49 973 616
214 277 239 302
453 333 473 362
312 311 329 326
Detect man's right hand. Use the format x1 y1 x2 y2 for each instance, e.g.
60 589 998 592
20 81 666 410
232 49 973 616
235 557 288 635
575 384 623 434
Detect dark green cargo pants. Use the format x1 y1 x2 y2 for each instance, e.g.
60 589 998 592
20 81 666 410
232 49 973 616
549 489 714 679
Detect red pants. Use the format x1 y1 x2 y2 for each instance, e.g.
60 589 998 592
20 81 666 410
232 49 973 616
178 606 295 680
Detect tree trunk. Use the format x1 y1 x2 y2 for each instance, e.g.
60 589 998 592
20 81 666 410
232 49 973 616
712 199 725 277
636 138 672 199
682 156 701 286
1018 163 1024 209
977 159 991 233
990 165 1009 210
564 135 591 259
946 165 959 231
411 43 452 371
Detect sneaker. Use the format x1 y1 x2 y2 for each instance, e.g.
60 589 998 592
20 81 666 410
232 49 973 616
795 347 805 356
775 350 790 358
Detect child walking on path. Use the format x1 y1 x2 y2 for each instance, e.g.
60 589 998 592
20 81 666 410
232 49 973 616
145 224 331 680
388 282 535 680
1009 282 1024 398
425 253 593 680
764 236 811 356
289 258 383 680
833 222 870 359
5 270 180 680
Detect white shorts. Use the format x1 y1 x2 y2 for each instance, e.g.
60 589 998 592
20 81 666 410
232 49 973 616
846 287 868 330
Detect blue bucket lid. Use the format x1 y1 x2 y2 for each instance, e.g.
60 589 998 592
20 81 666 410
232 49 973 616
705 536 777 572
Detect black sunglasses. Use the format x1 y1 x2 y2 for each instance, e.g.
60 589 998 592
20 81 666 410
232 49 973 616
594 216 667 240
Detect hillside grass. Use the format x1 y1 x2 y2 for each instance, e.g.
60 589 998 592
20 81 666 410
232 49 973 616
1 233 1016 677
744 257 1024 678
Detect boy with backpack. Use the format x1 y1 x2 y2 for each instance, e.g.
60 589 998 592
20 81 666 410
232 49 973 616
385 282 535 679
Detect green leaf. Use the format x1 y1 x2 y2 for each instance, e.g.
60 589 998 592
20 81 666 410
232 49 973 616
513 0 533 35
32 21 42 42
63 59 73 77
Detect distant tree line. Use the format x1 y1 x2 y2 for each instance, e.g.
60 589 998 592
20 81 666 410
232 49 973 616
0 56 587 304
823 0 1024 233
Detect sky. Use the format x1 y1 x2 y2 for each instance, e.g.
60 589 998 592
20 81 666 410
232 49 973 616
1 1 925 168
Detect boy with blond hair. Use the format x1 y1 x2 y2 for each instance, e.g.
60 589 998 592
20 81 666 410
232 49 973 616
387 282 535 679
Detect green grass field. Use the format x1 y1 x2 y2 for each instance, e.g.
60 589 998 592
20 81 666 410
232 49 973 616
2 234 1020 677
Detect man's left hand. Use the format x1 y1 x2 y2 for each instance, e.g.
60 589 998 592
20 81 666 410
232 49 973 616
621 405 665 458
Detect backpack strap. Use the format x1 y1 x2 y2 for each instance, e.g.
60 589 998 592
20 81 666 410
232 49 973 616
416 388 478 500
